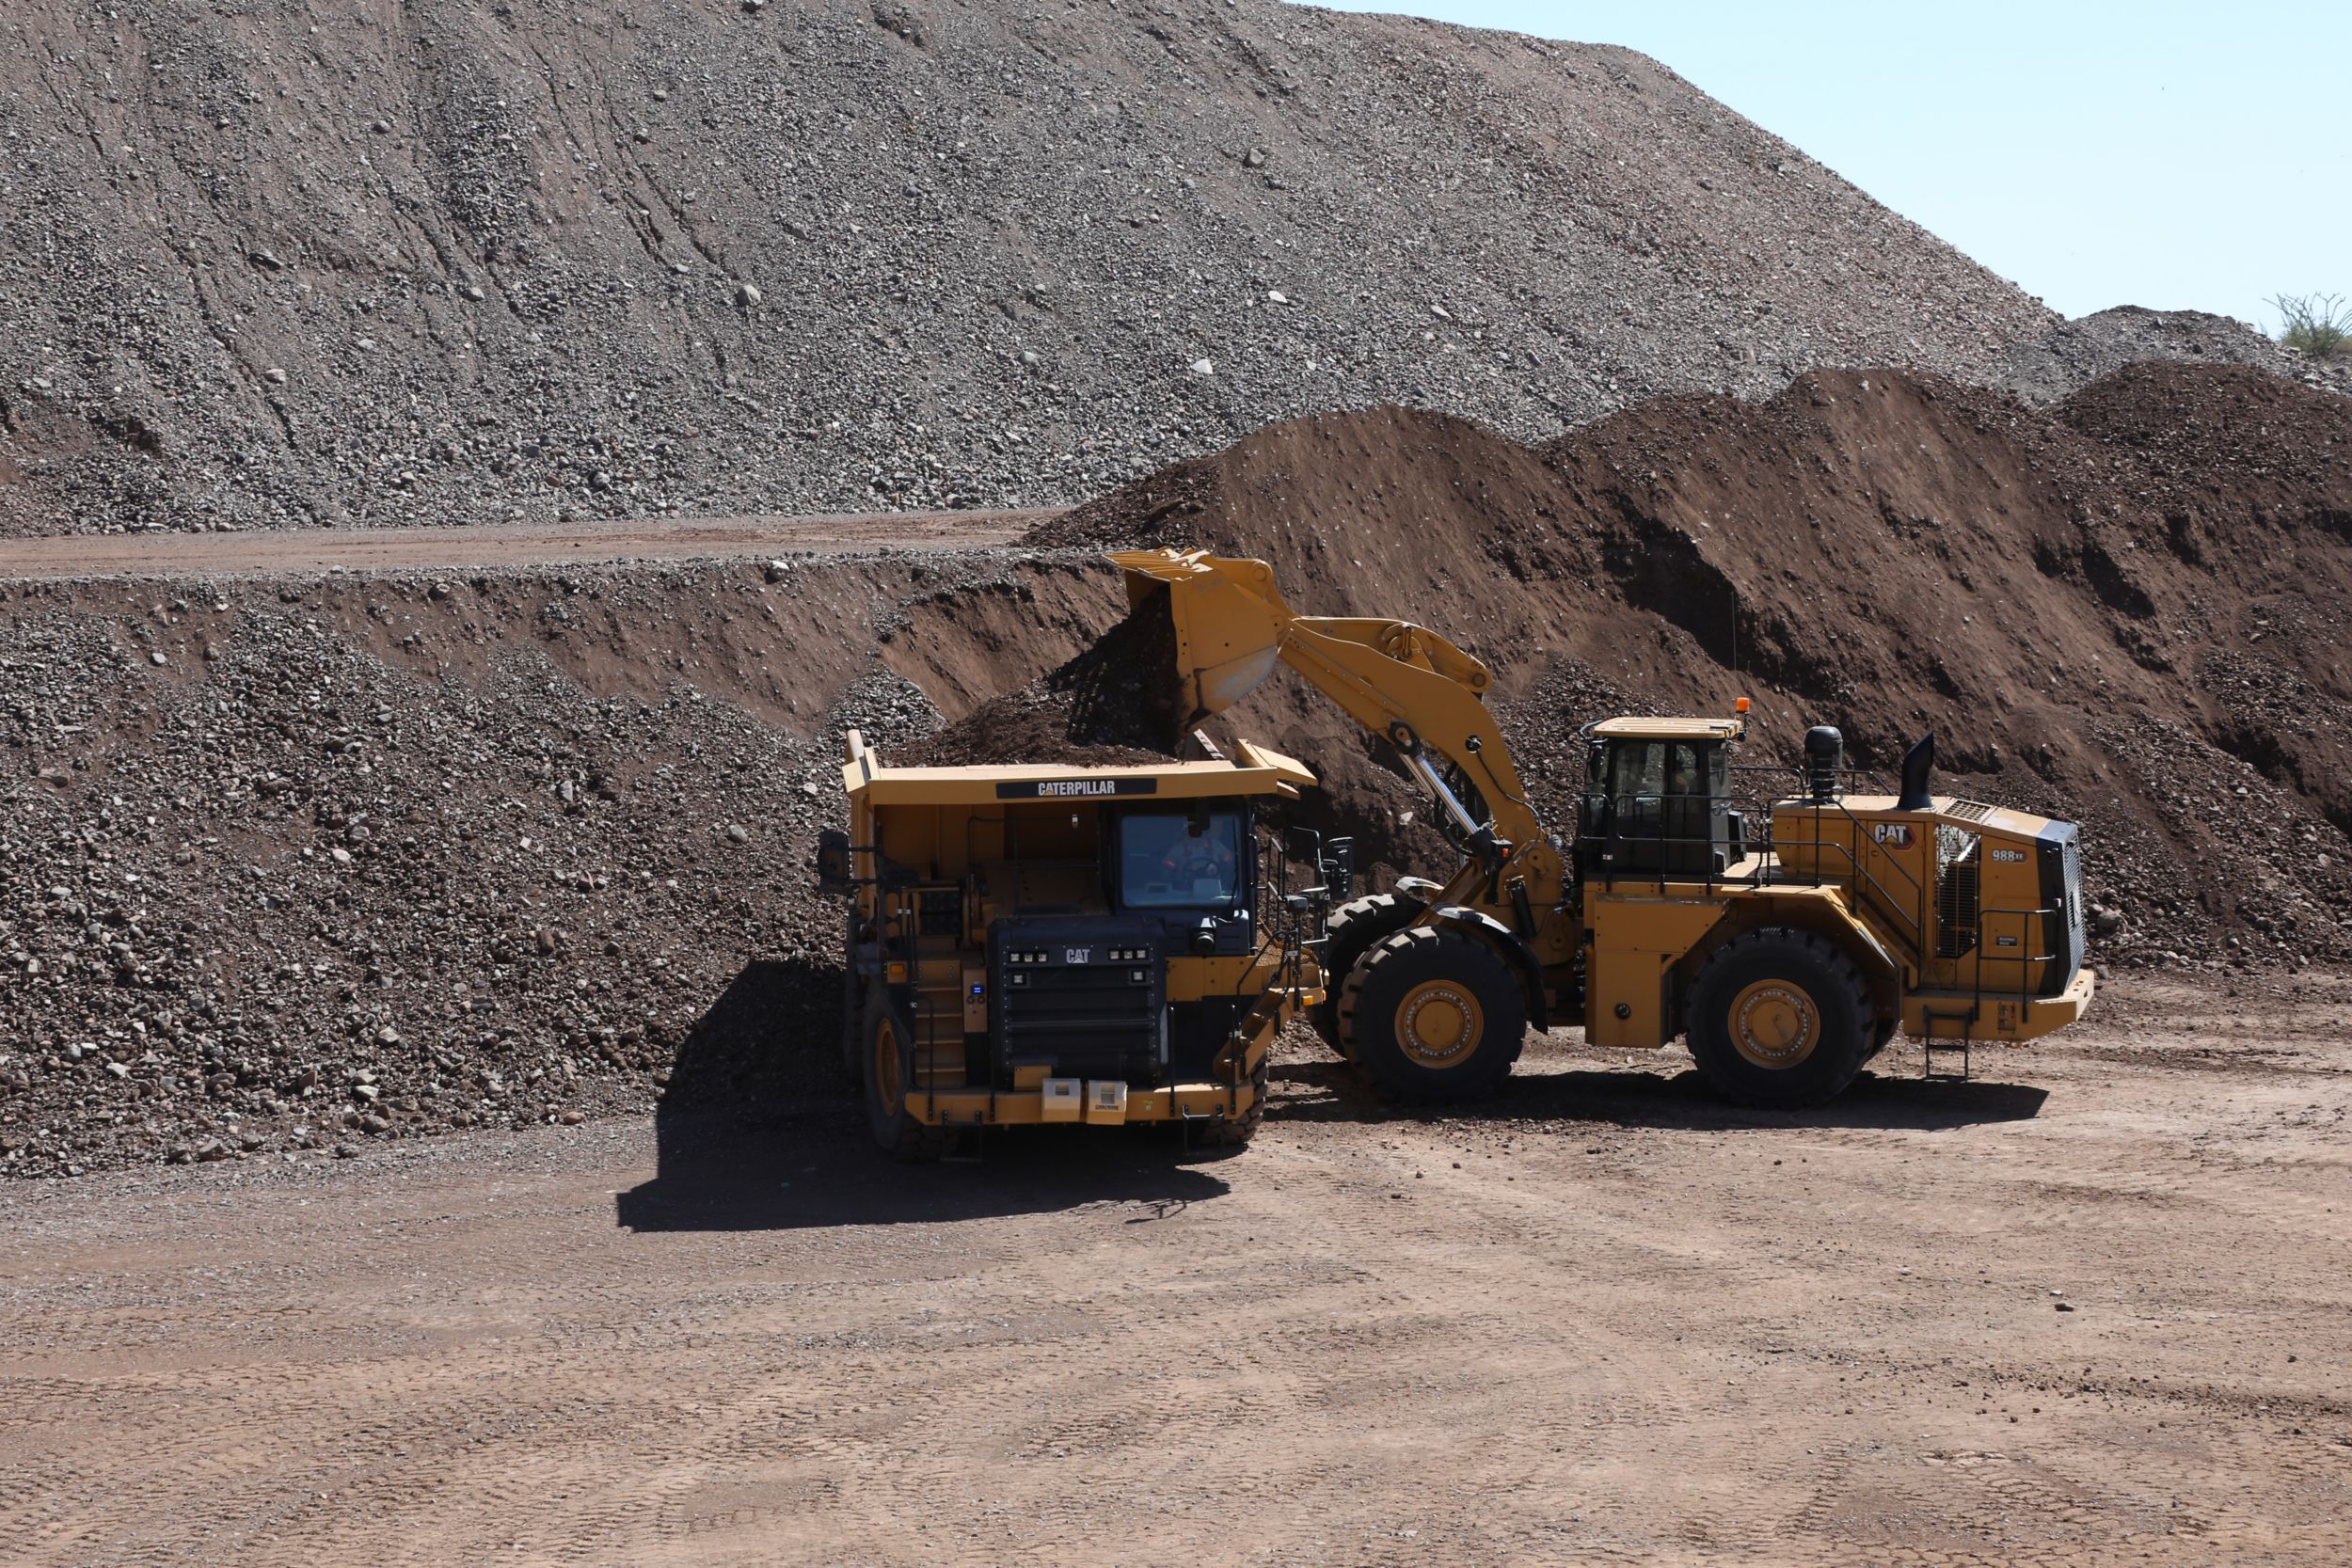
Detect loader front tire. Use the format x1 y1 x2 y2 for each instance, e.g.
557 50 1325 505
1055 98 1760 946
1339 927 1526 1102
1686 929 1871 1108
861 992 954 1162
1313 893 1419 1055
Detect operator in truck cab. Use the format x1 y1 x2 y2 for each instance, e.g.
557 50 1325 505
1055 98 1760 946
1118 811 1242 907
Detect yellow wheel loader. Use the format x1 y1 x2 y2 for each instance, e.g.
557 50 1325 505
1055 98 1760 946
1115 548 2097 1108
816 732 1330 1158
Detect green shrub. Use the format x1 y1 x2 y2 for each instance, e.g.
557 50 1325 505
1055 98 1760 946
2270 293 2351 357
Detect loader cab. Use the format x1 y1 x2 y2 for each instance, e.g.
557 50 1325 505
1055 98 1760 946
1576 716 1747 880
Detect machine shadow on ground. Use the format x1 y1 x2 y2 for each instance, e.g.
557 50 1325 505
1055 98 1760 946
614 959 1234 1232
1269 1050 2050 1135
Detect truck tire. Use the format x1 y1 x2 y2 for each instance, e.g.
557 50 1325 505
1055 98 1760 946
1686 928 1871 1108
1338 927 1527 1102
861 991 954 1162
840 911 864 1081
1313 893 1419 1054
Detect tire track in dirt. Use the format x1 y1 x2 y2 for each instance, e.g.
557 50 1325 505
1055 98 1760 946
6 978 2352 1564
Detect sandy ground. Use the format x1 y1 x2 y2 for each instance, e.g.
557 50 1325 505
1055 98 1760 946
0 510 1048 579
4 971 2348 1567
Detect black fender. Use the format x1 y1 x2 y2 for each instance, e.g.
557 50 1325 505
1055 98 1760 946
1423 905 1549 1033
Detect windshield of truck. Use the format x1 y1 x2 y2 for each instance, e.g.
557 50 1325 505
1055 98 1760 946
1120 812 1244 909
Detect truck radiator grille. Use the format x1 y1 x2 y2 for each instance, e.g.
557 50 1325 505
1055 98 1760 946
1935 862 1979 958
989 919 1166 1085
2038 831 2086 997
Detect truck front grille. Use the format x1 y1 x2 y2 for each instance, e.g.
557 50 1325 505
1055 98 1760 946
989 919 1165 1085
2039 830 2086 996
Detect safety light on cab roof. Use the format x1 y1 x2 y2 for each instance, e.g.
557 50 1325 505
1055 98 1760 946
1734 696 1751 713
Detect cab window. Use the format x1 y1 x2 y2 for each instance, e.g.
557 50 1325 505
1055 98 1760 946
1119 812 1244 909
1614 740 1666 803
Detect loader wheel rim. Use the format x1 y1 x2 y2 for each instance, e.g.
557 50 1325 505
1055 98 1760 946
873 1016 903 1115
1394 980 1483 1068
1728 978 1820 1069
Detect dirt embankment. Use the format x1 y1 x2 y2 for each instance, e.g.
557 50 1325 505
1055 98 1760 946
6 358 2344 1180
1034 362 2352 964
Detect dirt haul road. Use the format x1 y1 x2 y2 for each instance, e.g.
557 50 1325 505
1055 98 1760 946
4 974 2347 1566
0 510 1044 580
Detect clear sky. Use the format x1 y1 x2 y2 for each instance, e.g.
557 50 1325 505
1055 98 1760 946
1307 0 2349 334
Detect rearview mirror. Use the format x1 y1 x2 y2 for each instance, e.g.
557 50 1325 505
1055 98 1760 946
815 829 852 895
1321 836 1355 900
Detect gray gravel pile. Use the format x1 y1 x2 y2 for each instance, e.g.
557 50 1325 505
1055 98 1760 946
0 556 999 1178
0 0 2054 535
1995 306 2352 405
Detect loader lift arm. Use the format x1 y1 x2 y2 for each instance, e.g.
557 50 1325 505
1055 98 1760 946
1111 548 1569 926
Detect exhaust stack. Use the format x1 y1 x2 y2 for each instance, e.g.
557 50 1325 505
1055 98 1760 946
1896 733 1936 812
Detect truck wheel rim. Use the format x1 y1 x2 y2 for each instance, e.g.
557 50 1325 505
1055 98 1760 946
873 1017 903 1114
1394 981 1482 1068
1728 979 1819 1069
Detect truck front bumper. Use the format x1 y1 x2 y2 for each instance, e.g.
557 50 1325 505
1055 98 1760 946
903 1081 1258 1129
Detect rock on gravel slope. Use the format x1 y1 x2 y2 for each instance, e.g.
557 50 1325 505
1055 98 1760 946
0 0 2051 534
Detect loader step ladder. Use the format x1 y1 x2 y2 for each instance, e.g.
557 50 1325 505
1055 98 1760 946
1916 1004 1978 1083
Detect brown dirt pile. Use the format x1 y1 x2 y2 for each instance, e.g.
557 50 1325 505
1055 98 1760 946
1029 364 2352 967
898 593 1185 767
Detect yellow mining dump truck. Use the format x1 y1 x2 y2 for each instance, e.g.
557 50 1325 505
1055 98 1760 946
817 731 1329 1158
1116 547 2097 1108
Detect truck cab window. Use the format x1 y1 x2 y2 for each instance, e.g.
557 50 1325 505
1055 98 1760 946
1120 812 1244 909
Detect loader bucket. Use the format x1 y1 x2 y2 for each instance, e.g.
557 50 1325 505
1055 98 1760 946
1108 548 1295 729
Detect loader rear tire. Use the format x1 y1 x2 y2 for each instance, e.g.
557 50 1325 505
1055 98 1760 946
861 992 954 1163
1686 929 1871 1108
1313 893 1418 1055
1339 927 1526 1102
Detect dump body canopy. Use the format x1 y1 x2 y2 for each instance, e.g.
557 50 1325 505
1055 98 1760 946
841 732 1317 805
